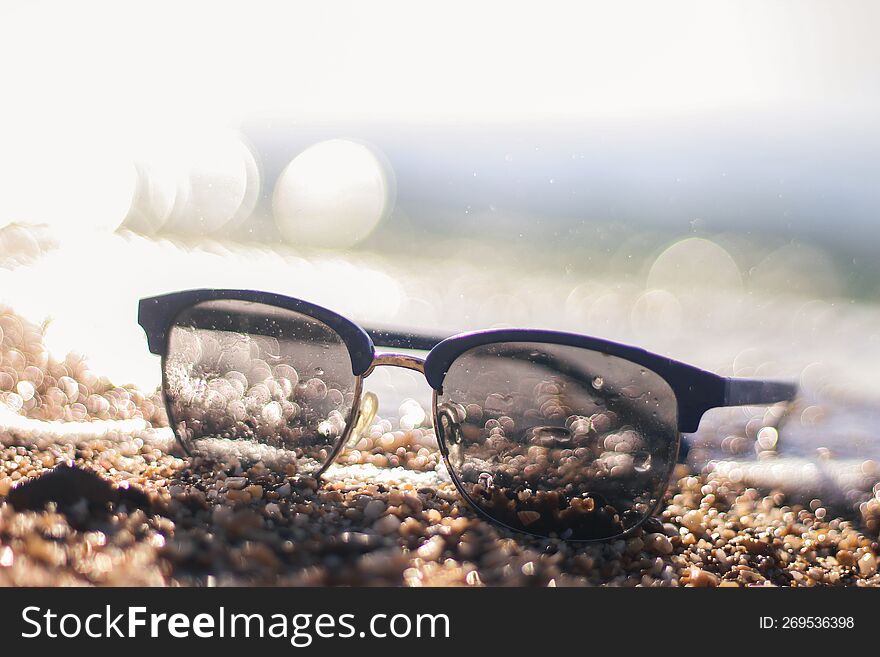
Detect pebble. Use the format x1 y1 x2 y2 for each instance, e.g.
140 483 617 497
858 552 877 577
26 535 66 567
680 509 705 535
647 533 674 556
836 549 856 567
375 514 402 535
416 536 445 561
225 489 250 503
0 546 13 567
465 570 483 586
364 499 387 521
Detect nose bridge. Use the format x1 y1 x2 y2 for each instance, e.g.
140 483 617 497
365 352 426 376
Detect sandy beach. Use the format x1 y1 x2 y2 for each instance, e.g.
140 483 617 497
1 238 878 586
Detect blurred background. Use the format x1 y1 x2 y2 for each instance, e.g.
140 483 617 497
0 1 878 488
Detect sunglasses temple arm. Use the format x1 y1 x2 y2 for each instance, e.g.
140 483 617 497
722 377 798 407
680 377 797 464
364 327 451 351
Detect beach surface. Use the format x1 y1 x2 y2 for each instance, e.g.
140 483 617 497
0 228 878 586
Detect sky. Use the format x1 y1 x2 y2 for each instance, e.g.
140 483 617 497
0 2 878 263
1 1 878 130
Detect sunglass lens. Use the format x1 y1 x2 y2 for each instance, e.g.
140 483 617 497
436 342 679 540
163 300 358 474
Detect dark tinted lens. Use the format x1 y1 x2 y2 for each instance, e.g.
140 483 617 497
164 299 358 474
435 342 678 540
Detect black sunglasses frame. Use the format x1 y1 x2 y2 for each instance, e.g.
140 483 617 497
139 288 797 540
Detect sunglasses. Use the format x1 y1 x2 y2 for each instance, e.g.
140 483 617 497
138 289 797 542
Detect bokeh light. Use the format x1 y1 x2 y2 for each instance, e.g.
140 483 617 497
272 139 393 248
124 128 261 237
648 237 742 291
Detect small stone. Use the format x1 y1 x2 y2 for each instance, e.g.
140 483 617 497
225 489 250 503
375 514 402 535
364 499 387 521
517 511 541 526
686 566 719 587
680 509 705 534
647 533 674 555
417 536 445 561
224 477 248 490
836 549 856 567
26 535 66 567
403 494 423 514
0 546 13 567
465 570 483 586
858 552 877 577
